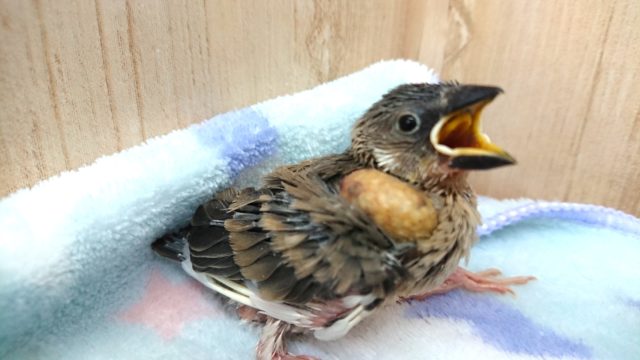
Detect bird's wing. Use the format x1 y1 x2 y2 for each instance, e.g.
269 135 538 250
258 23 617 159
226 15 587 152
254 166 411 301
186 162 411 312
184 160 416 338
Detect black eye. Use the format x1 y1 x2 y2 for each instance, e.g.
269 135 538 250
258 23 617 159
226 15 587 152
397 114 420 134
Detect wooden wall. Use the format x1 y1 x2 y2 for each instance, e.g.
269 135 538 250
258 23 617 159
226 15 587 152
1 0 639 216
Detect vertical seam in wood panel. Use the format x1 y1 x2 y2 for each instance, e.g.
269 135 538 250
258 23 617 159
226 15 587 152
185 3 197 91
628 108 640 211
627 107 640 144
401 0 423 60
562 4 616 199
306 1 326 83
28 121 46 182
125 0 147 139
94 0 122 150
443 0 472 65
202 0 213 112
15 3 47 183
167 4 181 128
33 0 71 169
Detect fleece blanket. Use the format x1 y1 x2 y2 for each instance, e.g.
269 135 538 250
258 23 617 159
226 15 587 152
0 60 638 360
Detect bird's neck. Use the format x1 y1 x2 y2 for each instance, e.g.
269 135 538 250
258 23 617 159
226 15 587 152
346 147 473 197
421 170 472 197
346 146 375 170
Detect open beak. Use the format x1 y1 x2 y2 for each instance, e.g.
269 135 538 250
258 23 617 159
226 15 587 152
430 85 515 170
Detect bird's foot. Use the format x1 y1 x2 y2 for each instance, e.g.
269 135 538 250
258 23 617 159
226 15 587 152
257 317 319 360
399 267 535 303
237 305 268 324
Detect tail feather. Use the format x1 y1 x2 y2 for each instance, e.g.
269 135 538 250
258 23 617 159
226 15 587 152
152 228 190 262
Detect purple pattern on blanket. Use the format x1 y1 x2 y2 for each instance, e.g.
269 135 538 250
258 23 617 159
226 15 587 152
627 298 640 310
479 201 640 238
192 108 277 176
406 290 591 358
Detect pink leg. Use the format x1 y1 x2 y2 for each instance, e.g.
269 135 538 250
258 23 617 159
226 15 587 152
237 305 268 324
400 267 536 303
256 318 318 360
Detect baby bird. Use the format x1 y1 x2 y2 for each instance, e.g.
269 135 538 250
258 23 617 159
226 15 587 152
153 82 533 360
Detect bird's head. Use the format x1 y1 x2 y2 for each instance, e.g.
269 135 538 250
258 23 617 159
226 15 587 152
351 82 515 184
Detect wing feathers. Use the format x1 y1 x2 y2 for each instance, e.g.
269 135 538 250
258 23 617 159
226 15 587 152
224 219 259 232
189 227 229 252
186 155 409 313
229 232 269 251
240 253 282 281
271 233 307 251
257 265 298 301
233 242 272 267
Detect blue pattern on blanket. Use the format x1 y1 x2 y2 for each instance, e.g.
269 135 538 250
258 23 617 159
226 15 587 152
406 290 591 358
192 107 277 177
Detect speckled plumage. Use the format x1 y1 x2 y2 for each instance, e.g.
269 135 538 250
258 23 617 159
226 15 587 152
153 82 523 359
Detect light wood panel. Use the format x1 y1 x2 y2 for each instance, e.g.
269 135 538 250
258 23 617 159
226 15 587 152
1 0 639 215
0 0 424 192
437 0 640 215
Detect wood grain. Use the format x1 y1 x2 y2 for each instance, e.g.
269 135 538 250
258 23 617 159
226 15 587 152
437 0 640 215
1 0 638 215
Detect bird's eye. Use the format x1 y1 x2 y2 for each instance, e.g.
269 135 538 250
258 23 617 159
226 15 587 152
396 114 420 134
